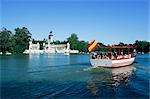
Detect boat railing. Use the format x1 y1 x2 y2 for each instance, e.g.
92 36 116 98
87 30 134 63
91 45 136 60
91 53 136 60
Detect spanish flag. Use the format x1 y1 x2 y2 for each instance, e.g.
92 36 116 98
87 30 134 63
88 40 100 52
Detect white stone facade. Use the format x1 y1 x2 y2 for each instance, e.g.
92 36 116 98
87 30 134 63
24 32 71 54
29 41 40 50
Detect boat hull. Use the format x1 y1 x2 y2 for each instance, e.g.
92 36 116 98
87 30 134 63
90 57 135 68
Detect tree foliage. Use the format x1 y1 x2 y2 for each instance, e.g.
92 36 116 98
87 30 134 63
134 40 150 53
0 27 31 54
0 28 12 54
53 40 67 44
93 42 106 52
67 33 89 52
67 33 79 50
77 40 89 52
10 27 31 53
117 42 127 46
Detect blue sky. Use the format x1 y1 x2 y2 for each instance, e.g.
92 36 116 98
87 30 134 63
1 0 149 45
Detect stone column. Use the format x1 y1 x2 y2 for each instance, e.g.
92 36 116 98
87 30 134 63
66 43 70 53
37 42 40 50
29 41 32 50
43 43 45 50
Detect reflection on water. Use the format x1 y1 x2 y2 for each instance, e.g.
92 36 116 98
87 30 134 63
87 65 136 98
112 65 136 87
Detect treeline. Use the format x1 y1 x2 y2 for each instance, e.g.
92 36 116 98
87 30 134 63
134 40 150 53
0 27 149 54
0 27 31 54
112 41 150 53
66 34 150 53
94 41 150 53
67 33 89 52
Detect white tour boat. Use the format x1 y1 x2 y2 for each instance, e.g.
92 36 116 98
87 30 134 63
90 46 136 68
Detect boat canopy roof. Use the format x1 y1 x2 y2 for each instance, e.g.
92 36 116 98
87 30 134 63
99 45 136 49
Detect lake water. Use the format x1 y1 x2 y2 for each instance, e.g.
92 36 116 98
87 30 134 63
1 54 149 98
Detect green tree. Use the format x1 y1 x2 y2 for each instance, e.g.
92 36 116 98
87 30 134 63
67 33 79 50
0 28 12 54
93 42 105 52
113 42 128 46
115 42 127 46
144 41 150 53
11 27 31 53
54 40 61 44
77 40 89 52
134 40 150 53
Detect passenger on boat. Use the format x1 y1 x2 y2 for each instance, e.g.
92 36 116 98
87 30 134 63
117 55 122 59
113 52 117 59
111 55 115 60
133 49 137 57
91 54 96 59
108 52 112 59
128 53 131 58
92 52 134 60
100 53 103 59
124 54 128 58
91 52 98 59
97 55 101 59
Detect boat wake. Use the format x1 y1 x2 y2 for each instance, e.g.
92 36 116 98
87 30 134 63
83 67 93 71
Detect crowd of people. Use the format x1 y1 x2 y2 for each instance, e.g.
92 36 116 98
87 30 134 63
91 50 136 60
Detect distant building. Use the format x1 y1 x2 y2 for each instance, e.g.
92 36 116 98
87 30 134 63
24 31 75 54
29 41 40 50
